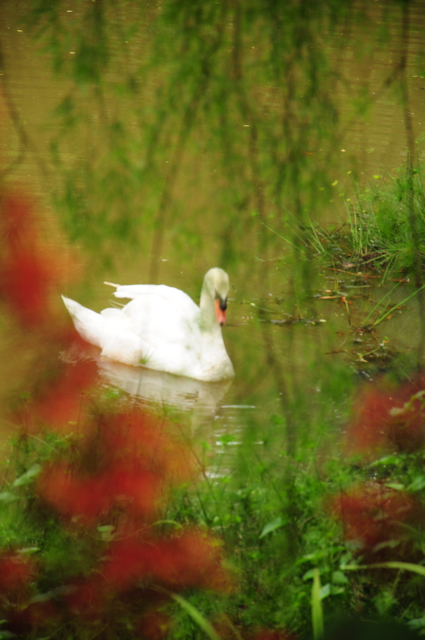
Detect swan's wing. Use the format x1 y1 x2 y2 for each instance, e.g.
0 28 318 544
117 285 198 321
111 284 196 307
121 292 201 347
110 284 156 300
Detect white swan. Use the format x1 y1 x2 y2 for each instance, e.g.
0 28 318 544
61 268 234 382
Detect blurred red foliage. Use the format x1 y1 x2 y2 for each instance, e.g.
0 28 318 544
102 528 231 593
22 356 99 433
134 610 172 640
36 402 197 525
249 630 298 640
64 577 105 620
327 482 425 558
100 408 195 483
14 395 232 636
346 372 425 457
0 552 35 593
105 463 162 519
0 249 53 325
38 462 163 525
38 462 112 525
7 600 60 636
0 194 68 327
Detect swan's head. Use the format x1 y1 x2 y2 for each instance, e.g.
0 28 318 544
204 268 230 326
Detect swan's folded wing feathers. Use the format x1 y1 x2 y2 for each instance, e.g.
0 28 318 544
122 294 201 350
100 331 150 366
113 284 196 307
114 285 199 322
100 308 124 317
112 284 161 300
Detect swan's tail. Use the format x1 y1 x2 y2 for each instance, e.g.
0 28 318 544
62 295 146 366
62 295 106 349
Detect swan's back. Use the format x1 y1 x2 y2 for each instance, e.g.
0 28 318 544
113 284 196 310
121 290 202 353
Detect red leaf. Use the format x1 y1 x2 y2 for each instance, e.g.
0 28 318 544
0 552 35 592
346 372 425 457
0 250 52 325
106 463 162 519
135 611 172 640
100 409 197 482
326 482 425 556
0 194 73 327
249 630 298 640
167 529 232 591
65 577 104 619
102 538 153 590
102 528 232 593
38 463 111 525
21 358 98 432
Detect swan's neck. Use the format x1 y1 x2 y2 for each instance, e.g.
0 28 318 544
198 273 234 380
199 286 218 333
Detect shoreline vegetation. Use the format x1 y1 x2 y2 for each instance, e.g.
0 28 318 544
264 161 425 276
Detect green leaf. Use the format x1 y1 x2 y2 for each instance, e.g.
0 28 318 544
19 547 39 555
332 570 349 585
312 569 324 639
369 455 402 467
319 583 331 599
384 483 404 491
408 475 425 492
303 568 317 581
344 561 425 577
408 618 425 630
0 492 17 503
13 464 42 487
259 517 284 539
172 593 222 640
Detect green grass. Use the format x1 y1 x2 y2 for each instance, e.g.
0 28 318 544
267 162 425 277
340 166 425 272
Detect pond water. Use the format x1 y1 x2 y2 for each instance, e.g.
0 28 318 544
1 0 425 462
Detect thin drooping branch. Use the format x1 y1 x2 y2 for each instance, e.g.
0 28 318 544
0 37 28 179
0 37 51 184
148 3 228 283
399 0 425 362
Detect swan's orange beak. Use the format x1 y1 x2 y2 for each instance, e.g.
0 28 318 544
215 298 227 325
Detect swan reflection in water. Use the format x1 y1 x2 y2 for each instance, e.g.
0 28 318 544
98 357 233 419
60 335 233 436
